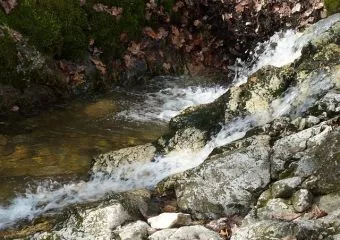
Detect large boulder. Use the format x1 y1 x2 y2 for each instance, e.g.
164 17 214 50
158 135 271 219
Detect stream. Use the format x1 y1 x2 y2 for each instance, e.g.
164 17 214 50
0 14 338 230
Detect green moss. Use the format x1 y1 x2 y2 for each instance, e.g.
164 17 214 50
0 29 23 87
86 0 146 61
158 0 175 13
325 0 340 14
5 0 88 60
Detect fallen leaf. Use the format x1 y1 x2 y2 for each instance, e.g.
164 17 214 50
90 57 107 75
0 0 18 14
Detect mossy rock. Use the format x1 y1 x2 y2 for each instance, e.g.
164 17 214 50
325 0 340 14
4 0 88 60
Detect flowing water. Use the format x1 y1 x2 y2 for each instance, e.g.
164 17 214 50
0 14 339 230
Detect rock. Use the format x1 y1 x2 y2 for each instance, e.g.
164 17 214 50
253 198 297 222
149 229 178 240
149 225 223 240
306 116 321 127
56 200 133 240
162 127 208 152
291 189 313 212
315 191 340 214
29 190 152 240
231 220 297 240
113 220 150 240
169 97 226 133
159 135 271 219
91 143 157 175
271 120 338 179
271 177 302 198
147 213 192 229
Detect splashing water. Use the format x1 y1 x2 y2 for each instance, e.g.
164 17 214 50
118 85 227 122
233 14 340 86
1 15 339 229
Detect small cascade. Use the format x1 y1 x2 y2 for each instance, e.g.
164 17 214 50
0 14 339 229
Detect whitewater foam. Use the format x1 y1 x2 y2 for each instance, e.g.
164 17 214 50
117 85 227 122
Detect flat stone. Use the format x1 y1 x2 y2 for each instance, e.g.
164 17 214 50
147 213 192 229
161 135 271 219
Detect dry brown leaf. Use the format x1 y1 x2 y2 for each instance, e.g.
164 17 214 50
128 42 144 56
90 57 106 75
144 27 159 39
311 205 328 219
272 212 302 221
92 3 123 18
0 0 18 14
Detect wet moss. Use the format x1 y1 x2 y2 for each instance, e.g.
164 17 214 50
6 0 88 60
86 0 146 61
0 28 23 87
325 0 340 14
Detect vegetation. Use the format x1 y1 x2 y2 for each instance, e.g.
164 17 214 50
325 0 340 14
86 0 146 61
0 0 147 61
0 29 22 87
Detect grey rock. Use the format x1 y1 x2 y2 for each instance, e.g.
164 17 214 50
254 198 297 222
306 116 321 127
315 191 340 215
57 200 133 240
149 225 223 240
231 220 297 240
271 120 338 179
271 177 302 198
92 143 157 175
162 127 208 152
161 135 271 219
149 229 178 240
292 189 313 212
113 220 150 240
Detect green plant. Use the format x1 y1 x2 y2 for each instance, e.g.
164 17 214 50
0 29 22 87
6 0 88 60
325 0 340 14
86 0 146 61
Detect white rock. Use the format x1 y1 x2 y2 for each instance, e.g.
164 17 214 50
147 213 192 229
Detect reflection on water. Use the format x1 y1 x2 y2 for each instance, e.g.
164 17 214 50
0 92 167 203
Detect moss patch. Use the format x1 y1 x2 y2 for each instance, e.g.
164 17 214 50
0 28 23 87
325 0 340 14
86 0 146 61
5 0 88 60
